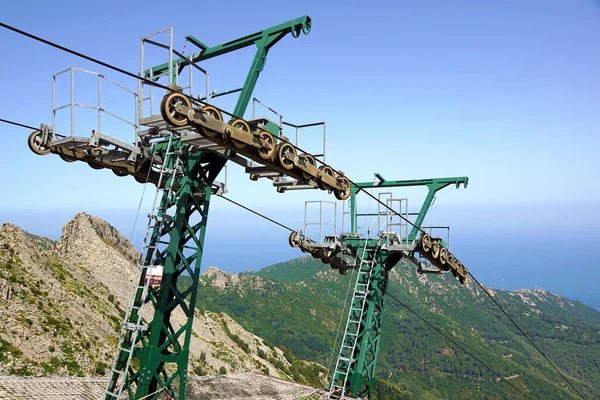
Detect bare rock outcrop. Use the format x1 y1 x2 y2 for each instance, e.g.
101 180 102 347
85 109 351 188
55 212 136 306
1 213 311 383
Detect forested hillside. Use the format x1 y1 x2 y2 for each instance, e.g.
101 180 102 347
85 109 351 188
197 257 600 399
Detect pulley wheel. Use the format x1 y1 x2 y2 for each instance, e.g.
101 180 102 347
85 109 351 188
317 165 334 190
59 154 77 162
257 131 276 160
431 240 441 260
134 175 148 184
439 248 449 270
334 176 351 201
288 231 300 248
339 268 349 275
319 249 333 264
298 154 316 181
419 233 432 253
202 105 223 122
88 161 104 170
112 169 128 177
228 119 250 149
448 254 456 268
161 92 192 127
277 142 296 170
330 258 341 270
27 130 51 155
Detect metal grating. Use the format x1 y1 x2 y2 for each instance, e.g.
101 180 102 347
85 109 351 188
0 377 106 400
0 374 329 400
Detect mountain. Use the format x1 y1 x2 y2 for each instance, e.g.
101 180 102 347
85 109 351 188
4 213 600 399
0 213 326 391
197 257 600 399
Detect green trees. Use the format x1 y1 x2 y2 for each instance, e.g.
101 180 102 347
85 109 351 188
195 258 600 399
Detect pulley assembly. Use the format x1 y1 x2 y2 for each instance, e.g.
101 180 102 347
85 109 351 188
160 92 352 201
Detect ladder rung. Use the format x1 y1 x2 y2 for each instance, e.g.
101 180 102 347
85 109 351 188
125 322 148 331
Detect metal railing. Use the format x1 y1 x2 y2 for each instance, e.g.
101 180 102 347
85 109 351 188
252 97 327 162
52 67 138 139
139 27 209 120
304 200 337 243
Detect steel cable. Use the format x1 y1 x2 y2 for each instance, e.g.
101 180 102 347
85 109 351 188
0 21 425 235
0 118 38 131
0 22 586 398
469 273 585 399
5 113 585 399
385 290 533 400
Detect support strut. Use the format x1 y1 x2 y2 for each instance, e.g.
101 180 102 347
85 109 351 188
105 147 226 399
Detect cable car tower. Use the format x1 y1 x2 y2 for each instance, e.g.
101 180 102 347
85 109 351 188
289 176 470 399
26 16 350 399
24 15 472 400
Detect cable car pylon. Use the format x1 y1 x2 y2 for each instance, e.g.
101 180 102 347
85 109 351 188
20 13 472 400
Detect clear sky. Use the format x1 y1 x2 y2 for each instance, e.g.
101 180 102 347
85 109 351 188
1 1 599 308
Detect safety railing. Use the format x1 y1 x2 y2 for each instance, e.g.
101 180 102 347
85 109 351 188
139 27 209 122
252 97 327 163
304 200 337 243
52 66 138 140
377 194 408 243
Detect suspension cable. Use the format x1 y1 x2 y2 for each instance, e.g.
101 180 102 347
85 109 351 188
0 118 38 131
214 190 584 399
385 290 532 399
0 21 425 235
1 24 584 398
7 113 585 399
469 274 585 399
216 194 296 233
129 146 158 242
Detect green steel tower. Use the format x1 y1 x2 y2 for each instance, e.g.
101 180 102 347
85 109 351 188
26 16 359 400
289 176 469 399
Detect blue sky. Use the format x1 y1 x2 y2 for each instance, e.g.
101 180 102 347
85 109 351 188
1 1 599 308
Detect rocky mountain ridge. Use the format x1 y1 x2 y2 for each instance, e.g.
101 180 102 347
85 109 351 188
0 213 325 387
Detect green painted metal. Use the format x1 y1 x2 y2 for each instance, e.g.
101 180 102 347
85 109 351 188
331 236 404 398
332 175 467 399
107 17 311 399
349 175 468 241
145 16 311 119
106 147 227 400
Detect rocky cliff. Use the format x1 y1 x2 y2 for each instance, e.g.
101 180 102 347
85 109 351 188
0 213 322 385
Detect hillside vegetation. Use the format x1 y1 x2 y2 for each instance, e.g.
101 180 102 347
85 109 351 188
0 214 326 390
197 256 600 399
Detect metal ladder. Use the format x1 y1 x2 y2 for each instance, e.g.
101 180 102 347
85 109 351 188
328 234 384 399
104 134 182 399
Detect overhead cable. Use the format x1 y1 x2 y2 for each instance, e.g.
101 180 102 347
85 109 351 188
0 21 426 235
2 24 583 398
385 290 532 399
469 274 585 399
0 118 38 131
